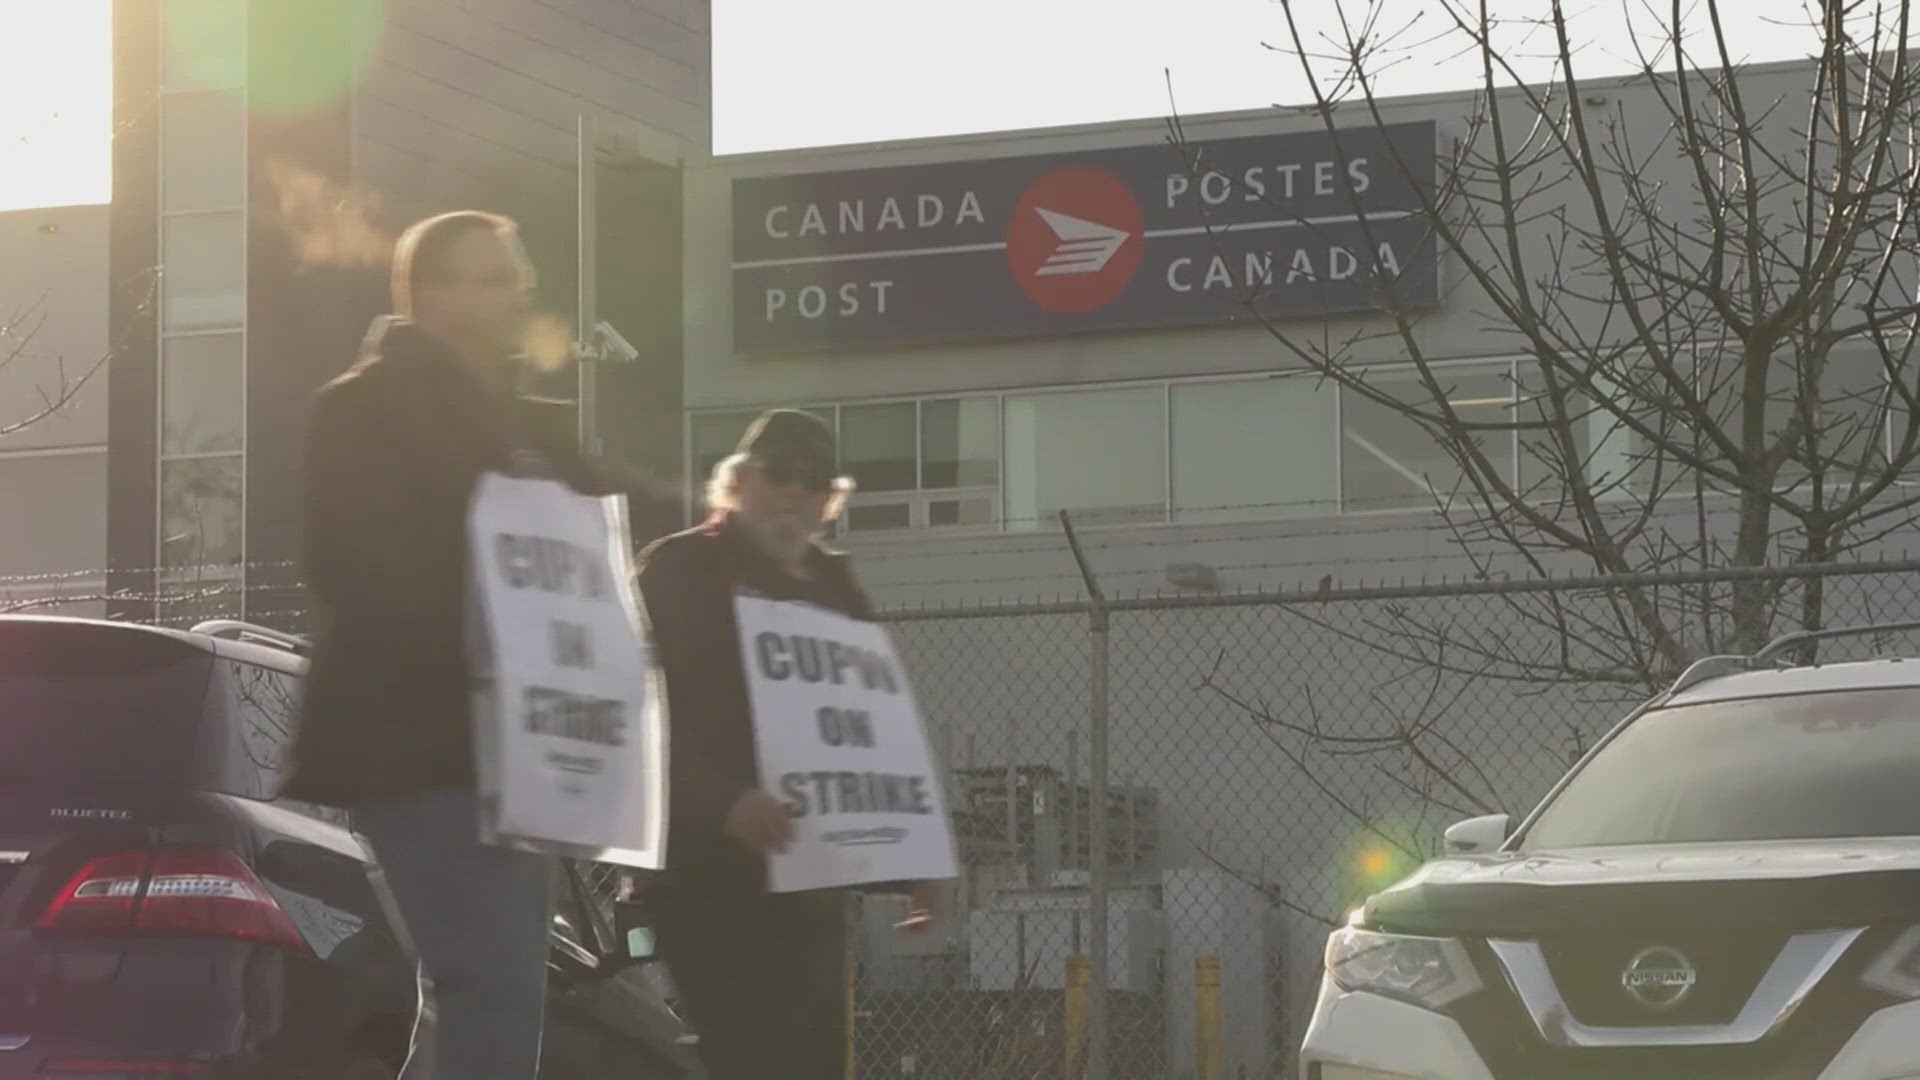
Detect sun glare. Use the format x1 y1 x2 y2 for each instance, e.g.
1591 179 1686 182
0 1 112 212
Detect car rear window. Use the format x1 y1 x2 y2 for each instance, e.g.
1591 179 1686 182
1523 686 1920 848
0 623 211 794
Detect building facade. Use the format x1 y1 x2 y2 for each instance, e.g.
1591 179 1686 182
0 204 112 617
104 0 709 628
681 59 1912 1074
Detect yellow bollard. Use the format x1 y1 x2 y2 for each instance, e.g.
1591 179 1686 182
1195 956 1223 1080
1063 954 1090 1079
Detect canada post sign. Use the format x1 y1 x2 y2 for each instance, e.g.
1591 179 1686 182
732 121 1438 351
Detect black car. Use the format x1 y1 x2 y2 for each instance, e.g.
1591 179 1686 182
0 615 698 1080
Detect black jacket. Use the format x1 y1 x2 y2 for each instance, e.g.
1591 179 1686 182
637 513 878 894
283 318 614 807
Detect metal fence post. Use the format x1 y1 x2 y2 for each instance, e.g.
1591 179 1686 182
1060 511 1109 1080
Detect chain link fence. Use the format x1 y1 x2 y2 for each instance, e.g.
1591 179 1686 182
48 553 1920 1078
672 557 1920 1080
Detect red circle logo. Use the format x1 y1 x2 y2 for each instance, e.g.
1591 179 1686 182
1005 167 1144 314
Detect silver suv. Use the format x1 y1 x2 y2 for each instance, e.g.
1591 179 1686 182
1300 623 1920 1080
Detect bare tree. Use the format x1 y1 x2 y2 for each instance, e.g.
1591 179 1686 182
0 295 112 439
0 269 158 616
1179 0 1920 693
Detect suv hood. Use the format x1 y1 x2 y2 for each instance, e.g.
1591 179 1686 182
1364 838 1920 935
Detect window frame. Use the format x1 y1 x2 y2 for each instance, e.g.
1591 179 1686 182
156 0 249 620
686 357 1550 538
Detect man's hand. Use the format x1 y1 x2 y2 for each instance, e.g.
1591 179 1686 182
723 789 795 855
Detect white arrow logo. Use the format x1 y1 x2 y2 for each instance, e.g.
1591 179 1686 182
1033 207 1131 277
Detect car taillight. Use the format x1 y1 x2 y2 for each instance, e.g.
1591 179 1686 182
37 1058 216 1079
36 847 307 951
34 852 149 932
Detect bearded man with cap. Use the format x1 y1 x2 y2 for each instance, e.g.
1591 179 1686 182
636 408 930 1079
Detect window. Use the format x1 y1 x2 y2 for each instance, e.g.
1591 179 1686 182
689 399 1002 533
210 661 299 800
158 0 248 619
841 403 916 491
1172 378 1336 523
690 408 774 520
162 0 246 91
841 403 916 532
1005 387 1166 529
923 397 998 527
0 628 207 792
162 333 244 454
1524 689 1920 848
1340 364 1516 511
161 90 246 213
161 456 244 573
162 212 246 331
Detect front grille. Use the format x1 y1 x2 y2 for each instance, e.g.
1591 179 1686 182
1457 929 1898 1080
1539 930 1787 1026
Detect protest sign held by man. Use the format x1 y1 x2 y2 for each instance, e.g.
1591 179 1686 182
638 408 955 1080
284 210 635 1079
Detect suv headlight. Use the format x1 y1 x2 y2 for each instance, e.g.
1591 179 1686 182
1324 926 1483 1009
1863 927 1920 997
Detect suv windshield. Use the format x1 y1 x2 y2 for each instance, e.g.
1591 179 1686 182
0 624 211 794
1524 686 1920 849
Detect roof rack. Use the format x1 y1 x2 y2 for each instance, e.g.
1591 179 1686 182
191 619 310 655
1664 620 1920 697
1750 620 1920 667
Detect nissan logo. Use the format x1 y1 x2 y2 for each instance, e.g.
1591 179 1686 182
1621 946 1697 1010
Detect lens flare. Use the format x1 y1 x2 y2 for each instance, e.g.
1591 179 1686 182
249 0 386 114
163 0 246 90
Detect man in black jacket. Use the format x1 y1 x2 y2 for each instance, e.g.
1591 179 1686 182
638 409 928 1079
285 211 614 1079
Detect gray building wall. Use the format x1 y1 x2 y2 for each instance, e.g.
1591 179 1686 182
104 0 711 627
681 59 1897 607
0 204 110 617
353 0 708 295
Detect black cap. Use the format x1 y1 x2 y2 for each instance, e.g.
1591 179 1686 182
735 409 837 474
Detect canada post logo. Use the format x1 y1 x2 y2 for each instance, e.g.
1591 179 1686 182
1005 167 1144 314
729 121 1440 351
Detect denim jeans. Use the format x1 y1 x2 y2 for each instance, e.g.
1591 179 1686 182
356 788 553 1079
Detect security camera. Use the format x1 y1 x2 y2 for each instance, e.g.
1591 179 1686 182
588 320 640 364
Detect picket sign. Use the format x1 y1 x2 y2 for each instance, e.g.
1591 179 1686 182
466 472 666 869
735 593 958 893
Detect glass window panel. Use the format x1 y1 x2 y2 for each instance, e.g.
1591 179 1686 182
691 410 765 479
162 333 244 455
1172 378 1336 523
161 455 243 573
930 496 995 527
841 403 916 492
163 211 245 331
846 502 912 532
1005 387 1167 530
1341 365 1515 512
162 90 246 212
923 398 999 489
163 0 247 90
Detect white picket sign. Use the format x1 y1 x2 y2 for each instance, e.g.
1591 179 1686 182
467 473 666 869
736 592 957 893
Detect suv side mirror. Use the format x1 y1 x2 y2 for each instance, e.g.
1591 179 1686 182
1443 813 1511 854
612 898 657 963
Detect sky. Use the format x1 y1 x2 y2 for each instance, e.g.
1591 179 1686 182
0 0 1835 212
